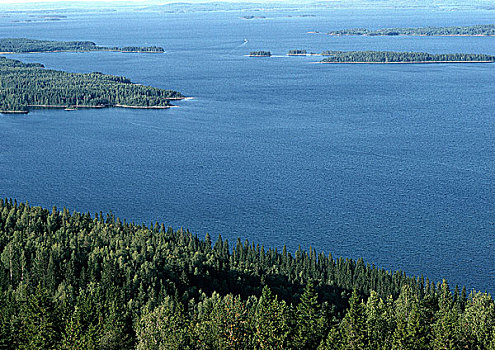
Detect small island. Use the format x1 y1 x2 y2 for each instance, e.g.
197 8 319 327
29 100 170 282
240 15 267 20
326 24 495 36
249 51 271 57
288 49 307 56
0 56 183 114
0 38 165 54
320 50 495 64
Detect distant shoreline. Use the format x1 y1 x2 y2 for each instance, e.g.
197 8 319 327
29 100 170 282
0 99 191 114
0 50 164 54
325 33 495 37
319 60 494 64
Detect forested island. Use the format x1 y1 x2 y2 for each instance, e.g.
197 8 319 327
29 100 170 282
288 49 307 56
320 50 495 63
240 15 266 20
326 24 495 36
0 38 164 53
0 56 182 113
249 50 271 57
0 199 494 349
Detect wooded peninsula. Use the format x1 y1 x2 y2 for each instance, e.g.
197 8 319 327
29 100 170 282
320 50 495 64
0 56 182 113
0 38 164 54
326 24 495 36
0 199 494 349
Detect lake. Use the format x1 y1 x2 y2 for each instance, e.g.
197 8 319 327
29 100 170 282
0 7 494 293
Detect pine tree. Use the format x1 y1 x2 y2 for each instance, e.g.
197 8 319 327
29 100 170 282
340 289 367 350
253 286 290 349
391 285 428 350
293 281 326 349
461 292 495 350
17 285 61 350
136 297 188 350
432 280 460 350
366 291 394 350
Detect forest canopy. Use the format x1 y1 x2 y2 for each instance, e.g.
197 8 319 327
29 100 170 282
320 50 495 63
326 24 495 36
249 51 271 57
0 38 164 53
0 56 182 113
0 199 494 349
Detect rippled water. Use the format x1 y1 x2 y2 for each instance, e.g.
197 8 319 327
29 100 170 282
0 8 494 292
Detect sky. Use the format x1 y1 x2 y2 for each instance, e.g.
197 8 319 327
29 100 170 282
0 0 149 3
0 0 263 3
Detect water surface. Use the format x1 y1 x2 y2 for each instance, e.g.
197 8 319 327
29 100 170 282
1 8 494 292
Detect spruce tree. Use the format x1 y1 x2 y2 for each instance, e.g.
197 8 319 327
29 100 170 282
339 289 367 350
294 281 326 349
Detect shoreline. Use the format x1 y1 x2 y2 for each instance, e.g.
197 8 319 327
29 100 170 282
114 104 170 109
0 50 164 54
288 53 321 56
319 60 495 64
0 110 28 114
1 101 191 114
320 33 495 37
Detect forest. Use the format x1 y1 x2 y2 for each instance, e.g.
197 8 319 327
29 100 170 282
0 38 164 53
0 56 182 113
320 50 495 63
288 49 307 56
0 199 494 349
327 24 495 36
249 51 271 57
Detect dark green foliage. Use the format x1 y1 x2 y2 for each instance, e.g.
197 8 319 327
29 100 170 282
339 290 368 350
0 38 164 53
391 285 429 350
0 199 494 349
253 286 290 349
327 24 495 36
0 56 182 112
320 50 495 63
294 281 326 349
249 51 271 57
288 49 307 55
120 46 164 53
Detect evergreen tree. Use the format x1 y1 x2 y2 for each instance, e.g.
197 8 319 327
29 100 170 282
136 296 189 350
339 289 367 350
432 280 460 350
461 292 495 350
293 281 326 349
253 286 290 349
366 291 394 350
16 285 61 350
392 285 428 350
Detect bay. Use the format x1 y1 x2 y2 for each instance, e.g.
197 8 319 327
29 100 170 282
0 8 494 292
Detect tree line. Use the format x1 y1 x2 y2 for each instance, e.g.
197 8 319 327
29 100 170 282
249 51 271 57
327 24 495 36
0 38 164 53
0 199 493 349
320 50 495 63
288 49 307 55
0 56 182 113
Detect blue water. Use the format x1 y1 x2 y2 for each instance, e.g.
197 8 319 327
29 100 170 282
1 8 494 293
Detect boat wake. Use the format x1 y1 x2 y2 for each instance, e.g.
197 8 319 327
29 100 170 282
229 39 248 53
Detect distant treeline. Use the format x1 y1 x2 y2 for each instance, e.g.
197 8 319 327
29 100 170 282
0 199 494 349
288 49 307 55
0 38 164 53
0 56 182 113
320 50 495 63
327 24 495 36
249 51 271 57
